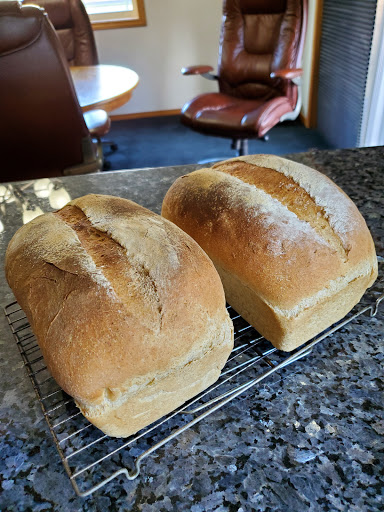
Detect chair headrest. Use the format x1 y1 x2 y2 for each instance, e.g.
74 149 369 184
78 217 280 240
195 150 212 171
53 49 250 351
0 0 22 15
238 0 287 15
27 0 72 30
0 2 47 56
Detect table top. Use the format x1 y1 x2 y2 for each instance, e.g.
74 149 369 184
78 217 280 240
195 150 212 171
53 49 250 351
70 64 139 113
0 147 383 511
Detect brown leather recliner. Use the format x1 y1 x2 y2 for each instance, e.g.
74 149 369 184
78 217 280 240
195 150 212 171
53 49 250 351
0 1 109 181
181 0 308 156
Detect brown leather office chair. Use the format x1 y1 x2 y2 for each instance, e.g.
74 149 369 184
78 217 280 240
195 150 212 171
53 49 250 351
24 0 118 157
181 0 308 156
0 1 109 181
23 0 98 66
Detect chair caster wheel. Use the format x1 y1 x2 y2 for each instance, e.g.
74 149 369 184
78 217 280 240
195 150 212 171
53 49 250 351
103 160 112 171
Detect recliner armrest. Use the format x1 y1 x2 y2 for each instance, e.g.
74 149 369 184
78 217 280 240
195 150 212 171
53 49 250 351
181 65 218 81
181 65 213 75
270 68 303 80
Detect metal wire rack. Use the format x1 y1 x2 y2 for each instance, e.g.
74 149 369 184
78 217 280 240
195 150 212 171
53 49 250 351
5 262 384 498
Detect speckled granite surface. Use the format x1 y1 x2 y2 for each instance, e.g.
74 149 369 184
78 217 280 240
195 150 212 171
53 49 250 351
0 147 383 511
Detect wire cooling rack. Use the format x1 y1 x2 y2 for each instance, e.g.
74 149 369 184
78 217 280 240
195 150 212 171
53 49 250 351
5 262 384 497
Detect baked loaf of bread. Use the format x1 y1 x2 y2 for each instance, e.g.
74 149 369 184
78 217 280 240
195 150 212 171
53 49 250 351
162 155 378 351
5 194 233 437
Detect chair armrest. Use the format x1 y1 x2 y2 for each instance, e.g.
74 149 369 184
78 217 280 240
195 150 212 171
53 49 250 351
181 65 213 75
181 65 218 81
270 68 303 80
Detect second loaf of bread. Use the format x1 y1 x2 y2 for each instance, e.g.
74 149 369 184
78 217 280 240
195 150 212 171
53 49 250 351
161 155 378 351
5 194 234 437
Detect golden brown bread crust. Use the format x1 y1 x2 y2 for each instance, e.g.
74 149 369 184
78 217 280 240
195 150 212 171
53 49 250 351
5 194 234 437
161 155 378 350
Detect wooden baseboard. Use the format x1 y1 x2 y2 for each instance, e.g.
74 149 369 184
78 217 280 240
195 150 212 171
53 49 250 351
110 109 181 121
300 112 310 129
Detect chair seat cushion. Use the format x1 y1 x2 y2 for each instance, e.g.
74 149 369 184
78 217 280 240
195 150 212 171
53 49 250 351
84 109 111 138
181 93 293 139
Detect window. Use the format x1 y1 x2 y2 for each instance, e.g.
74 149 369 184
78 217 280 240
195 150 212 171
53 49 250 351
83 0 146 30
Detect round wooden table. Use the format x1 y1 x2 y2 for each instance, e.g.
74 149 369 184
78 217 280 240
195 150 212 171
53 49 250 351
70 64 139 113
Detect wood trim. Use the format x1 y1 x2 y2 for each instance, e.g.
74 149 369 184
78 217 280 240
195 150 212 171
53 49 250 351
110 109 181 121
91 0 147 31
306 0 324 128
299 112 308 127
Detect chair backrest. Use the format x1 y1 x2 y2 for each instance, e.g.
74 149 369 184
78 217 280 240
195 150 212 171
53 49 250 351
0 1 98 181
218 0 307 106
23 0 98 65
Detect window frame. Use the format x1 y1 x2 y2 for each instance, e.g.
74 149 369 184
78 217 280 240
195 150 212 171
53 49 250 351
84 0 146 30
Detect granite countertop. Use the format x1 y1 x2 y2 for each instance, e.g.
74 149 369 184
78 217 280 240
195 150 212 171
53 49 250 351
0 147 383 511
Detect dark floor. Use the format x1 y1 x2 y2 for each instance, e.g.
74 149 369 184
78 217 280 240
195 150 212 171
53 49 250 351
103 115 333 171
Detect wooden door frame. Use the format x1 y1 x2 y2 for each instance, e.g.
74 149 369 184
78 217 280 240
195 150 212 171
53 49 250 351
301 0 323 128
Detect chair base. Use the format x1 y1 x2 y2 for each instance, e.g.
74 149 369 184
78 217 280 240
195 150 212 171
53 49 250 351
101 139 118 171
103 140 118 154
231 138 249 156
197 134 271 164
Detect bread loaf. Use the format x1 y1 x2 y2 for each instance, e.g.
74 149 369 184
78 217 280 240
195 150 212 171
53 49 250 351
162 155 378 351
5 194 233 437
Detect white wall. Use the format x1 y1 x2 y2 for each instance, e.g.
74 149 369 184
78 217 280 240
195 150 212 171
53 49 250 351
95 0 222 115
95 0 314 117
